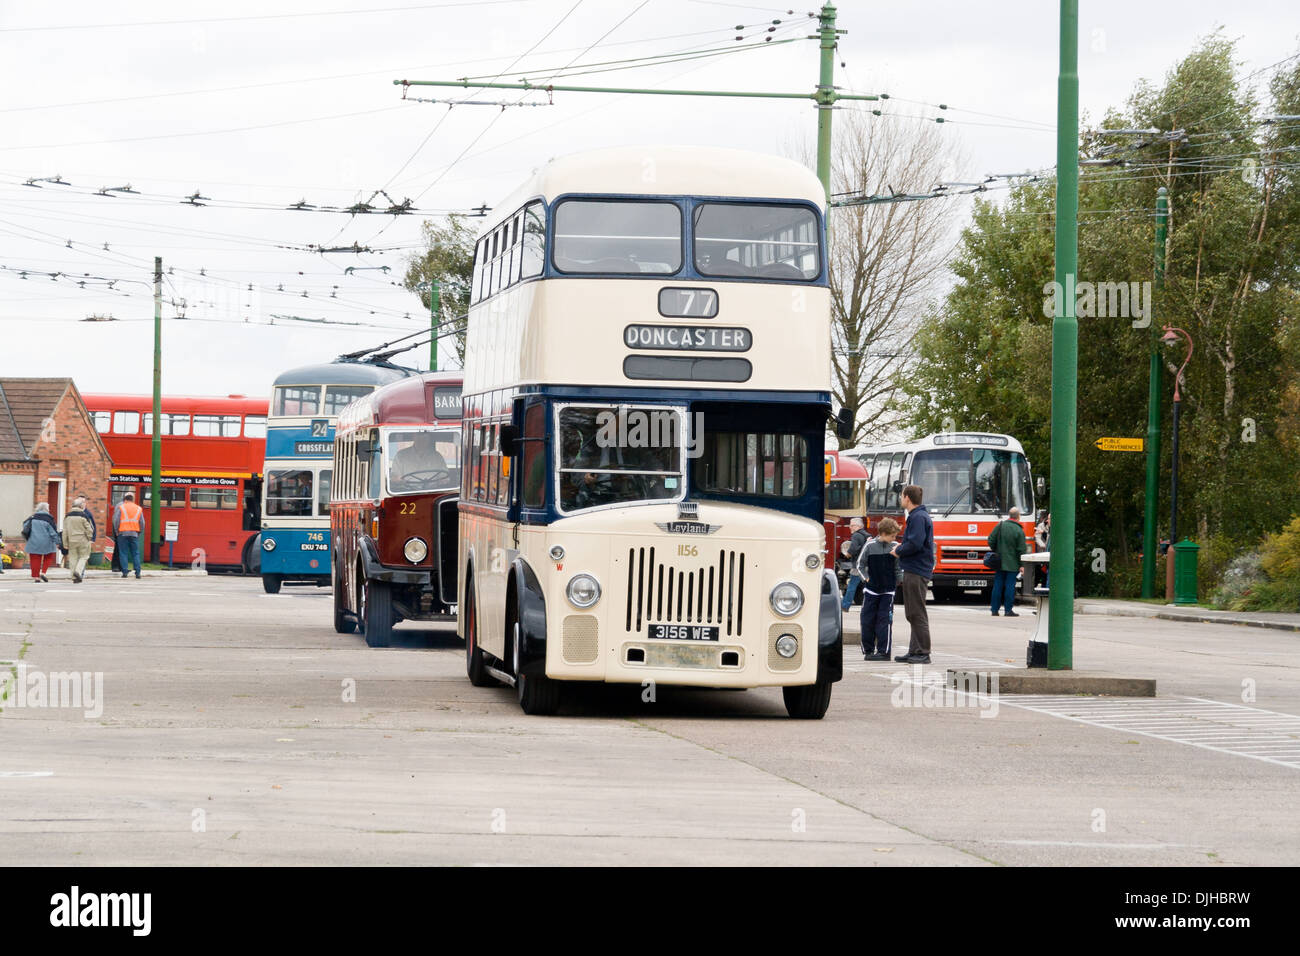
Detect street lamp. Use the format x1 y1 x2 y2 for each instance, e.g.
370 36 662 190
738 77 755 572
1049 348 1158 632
1160 325 1193 599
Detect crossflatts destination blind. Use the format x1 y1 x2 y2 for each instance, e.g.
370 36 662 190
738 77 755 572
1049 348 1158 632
624 325 750 351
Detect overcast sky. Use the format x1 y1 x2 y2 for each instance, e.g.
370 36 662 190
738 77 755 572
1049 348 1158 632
1 0 1294 398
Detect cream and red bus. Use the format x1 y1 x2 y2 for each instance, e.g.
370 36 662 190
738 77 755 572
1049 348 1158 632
457 146 848 717
330 371 464 645
842 432 1038 601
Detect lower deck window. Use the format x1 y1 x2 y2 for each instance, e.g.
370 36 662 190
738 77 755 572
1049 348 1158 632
695 431 808 498
192 488 238 510
265 470 313 516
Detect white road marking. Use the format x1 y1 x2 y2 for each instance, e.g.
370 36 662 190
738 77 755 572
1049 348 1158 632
989 840 1207 849
848 657 1300 769
0 771 54 777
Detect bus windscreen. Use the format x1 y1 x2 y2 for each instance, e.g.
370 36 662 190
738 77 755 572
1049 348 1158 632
556 405 684 512
386 428 462 494
910 448 1033 515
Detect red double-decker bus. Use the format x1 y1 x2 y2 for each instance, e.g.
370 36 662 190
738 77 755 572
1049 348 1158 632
82 394 268 571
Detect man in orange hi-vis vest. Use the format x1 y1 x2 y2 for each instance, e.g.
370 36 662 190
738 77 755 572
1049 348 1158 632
113 490 145 579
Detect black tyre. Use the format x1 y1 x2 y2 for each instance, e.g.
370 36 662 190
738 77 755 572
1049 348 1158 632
512 620 559 715
262 573 282 595
517 671 561 715
361 577 393 648
464 577 494 687
783 680 833 719
932 586 956 604
332 564 355 634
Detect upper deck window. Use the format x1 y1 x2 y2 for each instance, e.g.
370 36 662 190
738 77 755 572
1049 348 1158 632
193 414 241 437
112 411 141 434
553 200 682 275
323 385 371 416
693 203 820 281
143 413 191 436
92 411 112 434
273 385 321 417
243 415 267 438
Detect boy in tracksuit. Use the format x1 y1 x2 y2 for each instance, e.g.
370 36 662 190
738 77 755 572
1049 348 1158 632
858 517 903 661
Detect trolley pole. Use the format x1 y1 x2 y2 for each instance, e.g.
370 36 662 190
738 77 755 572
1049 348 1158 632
150 256 162 564
1140 187 1168 597
1047 0 1078 669
393 4 869 206
815 4 838 204
429 280 440 371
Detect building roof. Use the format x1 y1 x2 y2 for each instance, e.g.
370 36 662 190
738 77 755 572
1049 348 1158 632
0 378 112 466
0 378 74 461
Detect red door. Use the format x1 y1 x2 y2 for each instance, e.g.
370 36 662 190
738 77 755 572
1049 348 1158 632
47 481 62 523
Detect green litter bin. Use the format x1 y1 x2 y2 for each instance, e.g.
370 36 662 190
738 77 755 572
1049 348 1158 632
1173 538 1200 606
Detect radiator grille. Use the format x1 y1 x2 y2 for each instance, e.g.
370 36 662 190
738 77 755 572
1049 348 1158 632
562 614 599 664
767 623 803 671
624 547 745 636
940 546 985 563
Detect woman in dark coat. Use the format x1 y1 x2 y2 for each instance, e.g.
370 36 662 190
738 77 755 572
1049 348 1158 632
22 502 61 583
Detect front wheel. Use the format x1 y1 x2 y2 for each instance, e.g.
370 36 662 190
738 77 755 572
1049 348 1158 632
361 578 393 648
783 680 833 719
517 671 561 715
262 573 282 594
513 620 559 715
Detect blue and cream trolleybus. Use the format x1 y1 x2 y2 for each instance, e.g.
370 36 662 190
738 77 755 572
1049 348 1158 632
458 146 850 717
259 359 415 593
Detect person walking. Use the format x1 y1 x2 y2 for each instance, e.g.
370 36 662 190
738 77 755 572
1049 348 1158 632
63 495 97 584
839 517 868 611
113 491 145 579
988 507 1028 616
21 502 61 583
893 485 935 664
858 517 902 660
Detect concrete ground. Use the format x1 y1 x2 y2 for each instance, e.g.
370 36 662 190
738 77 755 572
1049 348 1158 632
1 568 1297 866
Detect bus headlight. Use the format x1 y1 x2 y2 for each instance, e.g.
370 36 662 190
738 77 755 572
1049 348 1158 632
775 633 799 658
770 581 804 616
403 537 428 564
262 537 276 552
566 573 601 609
804 553 822 570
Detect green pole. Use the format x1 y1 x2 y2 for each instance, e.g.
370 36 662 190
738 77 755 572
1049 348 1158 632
815 3 839 205
1140 187 1168 597
150 256 162 564
429 280 440 371
1048 0 1078 670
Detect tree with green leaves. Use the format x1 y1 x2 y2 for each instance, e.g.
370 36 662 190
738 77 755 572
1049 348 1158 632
403 214 478 365
896 35 1300 597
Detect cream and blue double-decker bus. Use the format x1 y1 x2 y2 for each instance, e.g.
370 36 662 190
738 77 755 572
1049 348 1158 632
458 146 847 717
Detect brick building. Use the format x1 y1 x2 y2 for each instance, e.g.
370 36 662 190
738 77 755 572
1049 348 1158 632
0 378 113 552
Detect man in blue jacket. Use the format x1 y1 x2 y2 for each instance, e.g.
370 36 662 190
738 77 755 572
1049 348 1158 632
892 484 935 664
